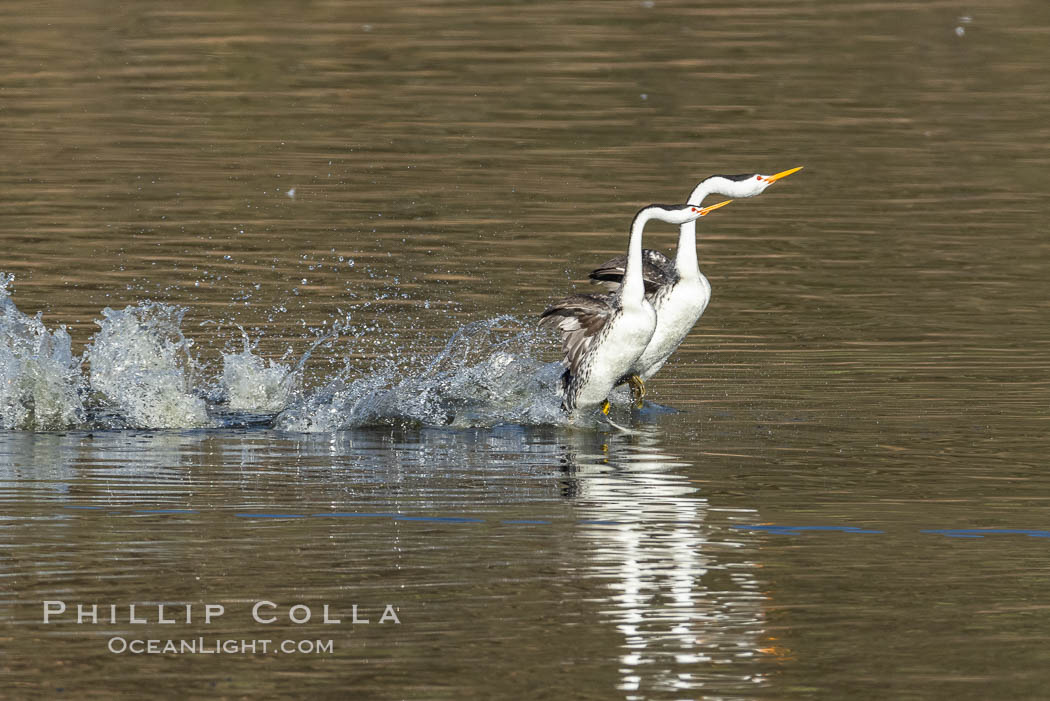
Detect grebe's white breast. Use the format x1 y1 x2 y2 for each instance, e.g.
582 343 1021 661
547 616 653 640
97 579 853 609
573 299 657 409
635 272 711 381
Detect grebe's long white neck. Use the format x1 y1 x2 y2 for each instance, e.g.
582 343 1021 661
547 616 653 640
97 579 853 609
675 168 802 276
622 206 663 304
626 202 730 298
676 176 745 276
674 218 702 279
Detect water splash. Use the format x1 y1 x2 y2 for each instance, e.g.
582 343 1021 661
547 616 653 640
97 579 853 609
0 273 606 432
274 316 568 431
84 303 209 429
0 274 86 430
220 330 300 413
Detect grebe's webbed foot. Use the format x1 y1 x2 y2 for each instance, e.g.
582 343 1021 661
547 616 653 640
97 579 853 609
600 399 611 416
627 375 646 408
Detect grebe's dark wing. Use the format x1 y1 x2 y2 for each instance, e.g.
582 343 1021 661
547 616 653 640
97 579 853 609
539 293 616 376
587 249 677 294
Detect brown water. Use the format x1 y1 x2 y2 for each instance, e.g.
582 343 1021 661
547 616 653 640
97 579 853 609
3 0 1050 698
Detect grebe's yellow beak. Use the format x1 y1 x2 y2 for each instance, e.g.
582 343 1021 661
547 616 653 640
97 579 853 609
764 166 804 183
697 199 732 216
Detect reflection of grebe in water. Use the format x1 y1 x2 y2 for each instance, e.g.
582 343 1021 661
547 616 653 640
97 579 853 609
559 428 776 695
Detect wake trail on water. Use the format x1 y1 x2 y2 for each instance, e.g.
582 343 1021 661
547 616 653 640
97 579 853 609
0 274 602 432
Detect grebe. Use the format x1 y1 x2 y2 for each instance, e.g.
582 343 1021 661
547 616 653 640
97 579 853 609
588 167 802 406
541 200 732 416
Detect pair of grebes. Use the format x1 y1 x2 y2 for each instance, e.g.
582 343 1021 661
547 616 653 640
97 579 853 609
540 167 802 418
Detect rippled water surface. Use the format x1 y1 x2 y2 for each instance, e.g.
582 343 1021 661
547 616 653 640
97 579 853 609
3 1 1050 698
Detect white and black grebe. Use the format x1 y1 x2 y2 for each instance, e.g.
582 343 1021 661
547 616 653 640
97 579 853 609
589 167 803 406
541 200 732 416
